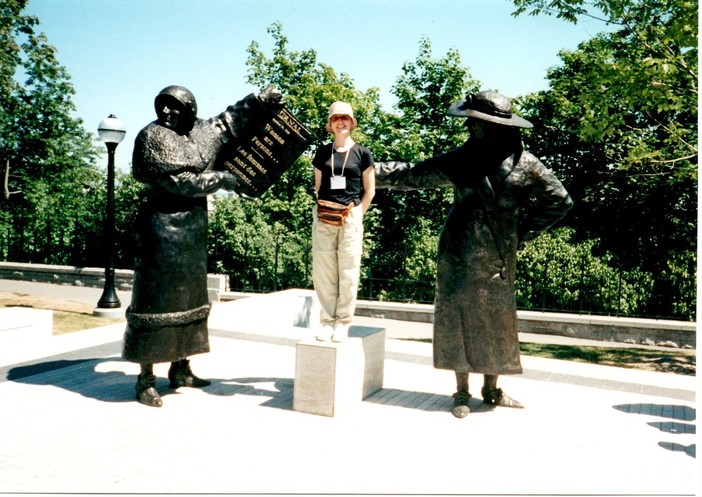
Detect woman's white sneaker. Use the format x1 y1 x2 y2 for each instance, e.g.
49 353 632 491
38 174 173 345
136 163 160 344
331 324 348 342
316 324 334 341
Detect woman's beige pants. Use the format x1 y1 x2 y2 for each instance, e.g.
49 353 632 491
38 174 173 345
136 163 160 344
312 204 364 327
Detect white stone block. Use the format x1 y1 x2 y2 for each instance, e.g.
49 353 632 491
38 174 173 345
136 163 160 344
293 326 385 417
208 289 320 336
0 307 53 341
207 273 228 293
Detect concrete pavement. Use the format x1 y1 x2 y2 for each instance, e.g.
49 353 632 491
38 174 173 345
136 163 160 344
0 279 699 496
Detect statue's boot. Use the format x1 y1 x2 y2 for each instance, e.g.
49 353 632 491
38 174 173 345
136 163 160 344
481 386 524 408
168 359 211 389
136 374 163 407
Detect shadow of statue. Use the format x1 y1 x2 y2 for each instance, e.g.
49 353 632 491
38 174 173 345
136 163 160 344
658 441 696 457
364 387 495 414
7 360 295 409
7 358 136 403
613 403 696 458
205 376 294 410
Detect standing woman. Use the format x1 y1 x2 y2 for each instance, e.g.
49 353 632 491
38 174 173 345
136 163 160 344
312 101 375 342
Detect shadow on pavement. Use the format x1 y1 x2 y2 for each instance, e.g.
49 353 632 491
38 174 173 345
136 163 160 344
206 376 294 409
364 387 497 414
614 403 697 458
7 358 135 403
7 360 295 409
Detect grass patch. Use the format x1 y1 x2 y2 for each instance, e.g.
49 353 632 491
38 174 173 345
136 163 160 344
520 343 696 376
53 311 123 335
403 338 696 375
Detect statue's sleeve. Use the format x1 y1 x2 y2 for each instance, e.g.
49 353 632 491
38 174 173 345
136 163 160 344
519 157 573 243
154 170 238 198
375 152 454 191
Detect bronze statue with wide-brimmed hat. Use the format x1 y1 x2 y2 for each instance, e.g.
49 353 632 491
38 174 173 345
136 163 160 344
376 89 572 418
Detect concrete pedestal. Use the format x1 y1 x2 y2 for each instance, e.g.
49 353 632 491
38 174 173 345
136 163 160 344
293 326 385 417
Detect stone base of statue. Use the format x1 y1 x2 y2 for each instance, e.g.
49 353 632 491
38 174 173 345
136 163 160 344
293 326 385 417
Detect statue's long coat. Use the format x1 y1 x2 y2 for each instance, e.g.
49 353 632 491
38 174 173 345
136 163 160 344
123 95 263 364
376 142 572 374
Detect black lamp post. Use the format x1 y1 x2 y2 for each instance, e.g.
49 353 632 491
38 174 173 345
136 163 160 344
96 114 126 309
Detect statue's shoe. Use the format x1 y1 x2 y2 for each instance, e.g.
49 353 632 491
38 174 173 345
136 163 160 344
481 387 524 408
451 391 471 418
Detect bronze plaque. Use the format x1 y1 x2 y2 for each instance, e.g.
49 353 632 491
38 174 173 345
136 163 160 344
218 106 314 198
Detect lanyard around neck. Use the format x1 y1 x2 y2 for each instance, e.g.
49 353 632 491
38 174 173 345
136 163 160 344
330 143 352 177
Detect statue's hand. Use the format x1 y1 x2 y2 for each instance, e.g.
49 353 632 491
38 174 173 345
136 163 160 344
220 171 239 191
259 86 284 108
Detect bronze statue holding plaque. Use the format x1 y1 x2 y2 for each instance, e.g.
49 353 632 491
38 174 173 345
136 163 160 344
216 101 314 198
124 85 310 408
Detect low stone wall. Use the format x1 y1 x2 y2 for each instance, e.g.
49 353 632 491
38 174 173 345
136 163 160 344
0 262 134 290
354 300 697 349
0 262 227 299
516 310 696 348
1 261 696 349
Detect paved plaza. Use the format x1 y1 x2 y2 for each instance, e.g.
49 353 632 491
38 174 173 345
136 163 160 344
0 281 699 496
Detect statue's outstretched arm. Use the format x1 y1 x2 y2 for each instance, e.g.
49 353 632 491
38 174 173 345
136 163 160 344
375 158 452 191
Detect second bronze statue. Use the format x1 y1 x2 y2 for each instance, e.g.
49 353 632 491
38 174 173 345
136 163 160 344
375 90 573 418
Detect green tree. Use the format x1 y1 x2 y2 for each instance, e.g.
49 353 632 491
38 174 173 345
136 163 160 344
209 196 277 291
512 0 697 318
1 0 102 265
392 37 475 159
114 171 146 269
369 38 478 301
513 0 697 168
516 227 655 316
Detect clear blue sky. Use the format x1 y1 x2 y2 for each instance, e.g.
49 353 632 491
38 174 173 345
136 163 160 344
25 0 608 171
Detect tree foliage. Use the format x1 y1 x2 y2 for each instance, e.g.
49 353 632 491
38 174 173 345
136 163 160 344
512 0 697 318
516 227 656 315
1 0 103 265
0 7 695 320
392 37 474 159
369 37 478 300
513 0 697 169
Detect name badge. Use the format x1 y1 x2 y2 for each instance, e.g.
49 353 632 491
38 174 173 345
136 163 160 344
330 176 346 190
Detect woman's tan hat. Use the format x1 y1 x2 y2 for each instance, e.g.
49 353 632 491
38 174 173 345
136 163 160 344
327 101 357 130
449 90 532 128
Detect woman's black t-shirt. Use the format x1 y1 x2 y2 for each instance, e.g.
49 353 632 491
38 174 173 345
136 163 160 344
313 143 374 206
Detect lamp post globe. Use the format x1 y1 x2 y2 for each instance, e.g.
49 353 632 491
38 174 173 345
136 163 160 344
96 114 126 310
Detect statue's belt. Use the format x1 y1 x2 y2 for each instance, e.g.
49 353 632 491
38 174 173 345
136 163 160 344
126 304 210 328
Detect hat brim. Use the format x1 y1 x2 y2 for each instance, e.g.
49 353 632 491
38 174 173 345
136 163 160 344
449 101 533 128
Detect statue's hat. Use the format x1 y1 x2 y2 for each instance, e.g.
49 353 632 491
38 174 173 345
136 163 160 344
449 91 532 128
155 85 198 121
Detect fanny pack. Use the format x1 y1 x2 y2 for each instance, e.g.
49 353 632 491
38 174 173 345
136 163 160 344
316 199 354 227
